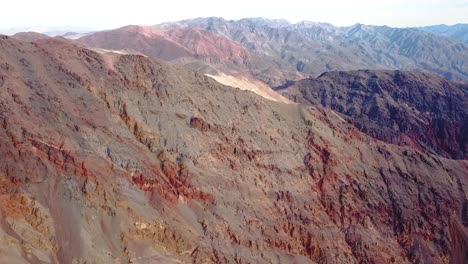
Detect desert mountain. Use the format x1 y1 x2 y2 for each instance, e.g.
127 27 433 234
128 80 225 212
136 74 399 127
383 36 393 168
0 35 467 263
78 25 249 68
277 70 468 159
77 25 291 102
157 17 468 85
11 32 50 42
418 24 468 44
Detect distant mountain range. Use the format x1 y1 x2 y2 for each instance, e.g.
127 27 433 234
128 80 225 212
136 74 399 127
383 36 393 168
418 24 468 44
0 26 93 36
75 18 468 86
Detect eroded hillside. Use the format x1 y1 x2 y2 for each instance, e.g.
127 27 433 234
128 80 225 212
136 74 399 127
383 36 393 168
0 36 467 263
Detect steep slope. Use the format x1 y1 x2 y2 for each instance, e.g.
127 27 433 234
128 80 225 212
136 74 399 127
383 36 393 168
157 17 468 84
277 70 468 159
418 24 468 44
0 35 467 264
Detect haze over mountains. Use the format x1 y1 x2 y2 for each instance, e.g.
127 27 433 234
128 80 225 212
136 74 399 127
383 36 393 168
1 15 468 264
0 26 92 37
418 24 468 44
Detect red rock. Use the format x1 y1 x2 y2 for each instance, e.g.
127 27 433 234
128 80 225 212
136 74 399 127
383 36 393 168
0 36 466 264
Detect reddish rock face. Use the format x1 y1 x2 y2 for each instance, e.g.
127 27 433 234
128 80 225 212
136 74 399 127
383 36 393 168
0 36 467 264
77 25 250 66
165 28 248 62
278 70 468 159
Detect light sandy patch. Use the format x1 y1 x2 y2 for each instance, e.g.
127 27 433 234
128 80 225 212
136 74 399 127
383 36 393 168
206 73 291 104
91 48 146 56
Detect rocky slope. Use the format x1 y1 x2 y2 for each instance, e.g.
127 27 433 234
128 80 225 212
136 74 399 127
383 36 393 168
157 17 468 85
78 25 251 71
0 35 467 264
277 70 468 159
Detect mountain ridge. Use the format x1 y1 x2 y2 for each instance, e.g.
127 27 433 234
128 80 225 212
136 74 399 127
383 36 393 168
156 17 467 83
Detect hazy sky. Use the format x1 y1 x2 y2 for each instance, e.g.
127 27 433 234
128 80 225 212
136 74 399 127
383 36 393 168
1 0 467 32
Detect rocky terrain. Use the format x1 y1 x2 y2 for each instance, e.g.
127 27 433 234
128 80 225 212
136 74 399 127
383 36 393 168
0 35 467 264
277 70 468 159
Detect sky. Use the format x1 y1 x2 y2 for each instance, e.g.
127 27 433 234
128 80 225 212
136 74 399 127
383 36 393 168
0 0 467 33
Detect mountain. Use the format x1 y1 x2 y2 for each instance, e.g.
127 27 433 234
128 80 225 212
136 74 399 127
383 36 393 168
0 35 467 263
77 25 293 102
156 17 468 85
276 70 468 159
418 24 468 44
78 25 249 67
11 31 50 42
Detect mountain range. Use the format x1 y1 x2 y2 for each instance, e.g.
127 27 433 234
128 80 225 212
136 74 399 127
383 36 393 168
1 16 467 264
75 18 468 86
